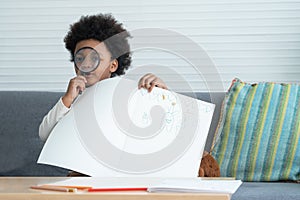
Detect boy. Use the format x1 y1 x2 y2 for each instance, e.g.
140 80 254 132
39 13 167 141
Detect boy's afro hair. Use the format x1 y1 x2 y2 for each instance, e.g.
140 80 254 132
64 13 131 77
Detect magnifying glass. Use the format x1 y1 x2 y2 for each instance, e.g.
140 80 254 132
74 47 100 76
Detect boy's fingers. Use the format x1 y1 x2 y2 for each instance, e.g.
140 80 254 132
138 73 152 85
76 81 86 93
138 73 168 91
138 74 156 89
68 77 86 96
148 83 156 92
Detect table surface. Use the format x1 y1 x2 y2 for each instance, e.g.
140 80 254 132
0 177 230 200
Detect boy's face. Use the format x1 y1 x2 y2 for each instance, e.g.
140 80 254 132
74 39 118 87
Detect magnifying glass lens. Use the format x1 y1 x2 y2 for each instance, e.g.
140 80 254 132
74 47 100 73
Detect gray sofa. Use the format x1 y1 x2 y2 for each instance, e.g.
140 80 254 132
0 91 299 199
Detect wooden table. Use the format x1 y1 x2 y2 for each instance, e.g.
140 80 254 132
0 177 230 200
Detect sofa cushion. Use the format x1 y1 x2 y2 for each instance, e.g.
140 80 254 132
211 78 300 181
232 182 300 200
0 91 69 176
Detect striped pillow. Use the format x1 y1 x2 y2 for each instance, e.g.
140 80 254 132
211 78 300 181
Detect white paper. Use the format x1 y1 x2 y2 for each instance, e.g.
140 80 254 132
38 77 215 177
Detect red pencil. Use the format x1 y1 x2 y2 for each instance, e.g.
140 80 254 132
87 187 148 192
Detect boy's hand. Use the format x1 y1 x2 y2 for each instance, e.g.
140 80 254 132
138 73 168 92
62 76 87 108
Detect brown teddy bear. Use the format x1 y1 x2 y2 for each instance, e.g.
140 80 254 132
198 151 221 177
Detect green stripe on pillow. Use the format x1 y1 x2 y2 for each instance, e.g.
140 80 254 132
231 85 256 178
211 78 300 181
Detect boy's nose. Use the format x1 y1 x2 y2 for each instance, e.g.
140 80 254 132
80 60 96 71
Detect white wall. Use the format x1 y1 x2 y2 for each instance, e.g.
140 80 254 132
1 0 300 92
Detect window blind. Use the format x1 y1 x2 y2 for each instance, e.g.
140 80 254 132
0 0 299 92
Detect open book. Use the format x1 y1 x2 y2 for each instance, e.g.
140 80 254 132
147 178 242 194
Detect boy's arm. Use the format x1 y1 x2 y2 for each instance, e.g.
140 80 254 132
39 75 86 141
39 98 71 141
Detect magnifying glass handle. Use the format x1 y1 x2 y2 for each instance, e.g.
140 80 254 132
76 86 83 95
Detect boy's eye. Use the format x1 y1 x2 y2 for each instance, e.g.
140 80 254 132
92 56 99 62
75 56 84 63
